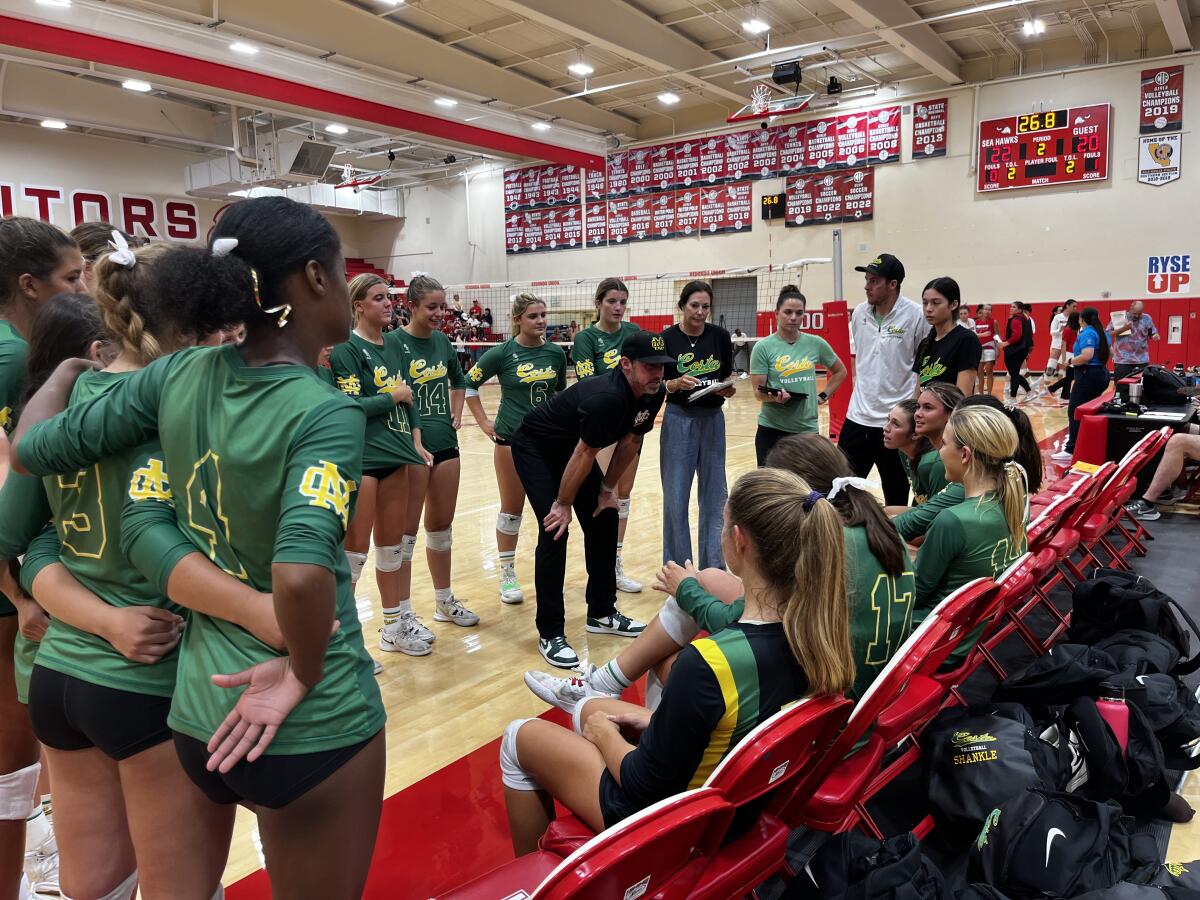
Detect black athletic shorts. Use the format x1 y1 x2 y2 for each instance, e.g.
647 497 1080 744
28 665 172 760
430 447 461 465
173 729 378 809
363 465 402 481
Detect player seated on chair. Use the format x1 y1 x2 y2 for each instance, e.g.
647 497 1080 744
1126 433 1200 521
524 433 913 715
499 468 855 855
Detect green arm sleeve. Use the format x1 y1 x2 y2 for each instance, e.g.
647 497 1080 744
894 484 965 543
749 338 769 376
914 511 964 610
274 399 365 571
120 442 195 594
674 577 745 634
0 340 27 436
573 330 597 379
18 523 62 595
465 344 504 390
328 343 394 419
18 354 171 476
0 472 52 559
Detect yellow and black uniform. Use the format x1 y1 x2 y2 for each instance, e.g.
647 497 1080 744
18 346 385 804
388 328 467 462
900 448 949 505
572 321 640 380
598 621 807 834
465 339 567 442
913 326 981 388
0 318 28 619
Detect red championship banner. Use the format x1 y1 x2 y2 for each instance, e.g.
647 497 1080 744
607 151 631 197
1141 66 1184 134
550 206 583 250
784 174 816 226
750 126 780 178
776 122 807 173
541 206 563 249
606 197 632 244
698 135 728 184
835 112 870 168
722 182 753 232
522 209 546 252
675 188 702 235
503 169 524 210
911 97 949 160
867 106 901 164
626 147 655 194
585 167 607 201
585 201 608 247
522 167 544 209
674 140 702 186
651 192 677 239
840 168 875 222
505 211 525 253
805 117 839 171
542 165 581 207
699 185 727 234
628 195 654 241
724 131 753 181
650 143 677 191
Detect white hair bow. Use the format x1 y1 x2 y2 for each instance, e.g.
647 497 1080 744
212 238 239 257
411 270 428 278
107 230 136 268
828 476 876 501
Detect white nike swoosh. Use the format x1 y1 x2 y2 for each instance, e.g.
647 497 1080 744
1045 827 1066 866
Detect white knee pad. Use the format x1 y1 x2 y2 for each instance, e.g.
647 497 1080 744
375 543 405 573
499 719 540 791
61 868 139 900
658 595 701 647
0 762 39 820
618 498 631 520
400 534 417 562
646 669 665 712
573 697 603 736
345 550 368 582
496 512 523 536
425 527 453 552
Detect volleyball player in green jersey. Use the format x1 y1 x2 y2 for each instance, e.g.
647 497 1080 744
465 293 567 604
387 274 478 637
0 217 84 900
884 384 960 515
525 433 914 708
572 278 646 593
15 197 387 899
914 405 1028 664
331 274 434 659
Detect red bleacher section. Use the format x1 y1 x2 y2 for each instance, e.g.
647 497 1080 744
345 258 402 288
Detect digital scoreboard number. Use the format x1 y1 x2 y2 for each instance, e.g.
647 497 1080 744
977 103 1110 193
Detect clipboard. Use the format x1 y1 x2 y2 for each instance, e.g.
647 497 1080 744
687 378 735 402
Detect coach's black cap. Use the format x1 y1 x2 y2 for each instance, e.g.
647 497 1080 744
855 253 905 283
623 331 675 364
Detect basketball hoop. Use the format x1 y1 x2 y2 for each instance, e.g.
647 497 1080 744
750 85 772 115
726 90 815 125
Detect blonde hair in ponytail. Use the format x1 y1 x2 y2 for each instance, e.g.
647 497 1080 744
93 242 170 367
510 292 545 337
725 468 854 696
946 405 1027 543
348 273 387 325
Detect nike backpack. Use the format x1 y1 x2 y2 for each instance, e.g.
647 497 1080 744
790 831 951 900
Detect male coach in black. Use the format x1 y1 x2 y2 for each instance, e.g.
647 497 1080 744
510 330 671 669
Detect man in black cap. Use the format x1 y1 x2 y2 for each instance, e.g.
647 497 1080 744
509 330 670 668
840 253 931 505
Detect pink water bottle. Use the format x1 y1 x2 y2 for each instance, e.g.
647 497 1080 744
1097 682 1129 758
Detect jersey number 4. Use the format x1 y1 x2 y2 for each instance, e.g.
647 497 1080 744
186 450 249 580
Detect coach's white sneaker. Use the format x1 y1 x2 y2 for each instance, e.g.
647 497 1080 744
614 558 642 593
538 635 580 669
1050 449 1073 462
434 595 480 627
400 611 436 643
379 620 433 657
586 611 646 637
499 564 525 604
523 668 590 712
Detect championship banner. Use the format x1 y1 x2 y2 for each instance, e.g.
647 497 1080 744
749 127 780 178
626 147 655 194
650 193 677 239
698 136 728 184
522 209 545 252
911 97 949 160
585 201 608 247
627 195 654 241
674 189 701 236
840 168 875 221
834 112 870 168
585 167 607 202
606 151 631 197
505 211 525 253
1138 134 1182 186
724 131 753 181
650 143 676 192
805 117 839 170
785 173 844 226
674 140 702 187
1141 66 1183 134
606 197 632 244
867 106 902 164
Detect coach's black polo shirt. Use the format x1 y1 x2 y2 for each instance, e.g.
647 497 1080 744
516 367 666 453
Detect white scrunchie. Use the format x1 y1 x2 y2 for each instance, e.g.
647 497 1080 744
411 270 429 278
107 230 136 268
212 237 239 257
827 476 877 501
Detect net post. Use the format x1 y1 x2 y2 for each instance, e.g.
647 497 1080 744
832 228 844 302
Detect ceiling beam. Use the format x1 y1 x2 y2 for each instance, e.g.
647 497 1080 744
483 0 750 105
437 14 525 46
822 0 963 83
1153 0 1193 51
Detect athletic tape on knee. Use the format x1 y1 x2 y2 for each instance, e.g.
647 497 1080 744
618 498 631 520
375 543 405 573
60 869 139 900
345 550 368 582
499 719 540 791
425 527 453 552
0 762 39 820
496 512 523 536
400 534 417 562
658 595 701 647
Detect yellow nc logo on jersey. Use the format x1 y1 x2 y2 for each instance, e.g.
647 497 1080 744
128 457 172 502
774 355 815 378
299 460 357 528
409 358 449 384
0 406 10 433
516 363 557 384
336 374 362 397
372 365 401 394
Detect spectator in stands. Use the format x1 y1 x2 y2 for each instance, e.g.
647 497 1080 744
1126 433 1200 520
1046 310 1080 406
841 253 930 506
913 277 980 396
500 467 854 852
974 303 1001 396
450 292 463 313
482 307 493 328
1107 300 1159 381
470 299 483 321
1052 306 1110 462
1001 302 1036 403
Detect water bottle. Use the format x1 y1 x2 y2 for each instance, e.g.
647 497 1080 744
1097 682 1129 757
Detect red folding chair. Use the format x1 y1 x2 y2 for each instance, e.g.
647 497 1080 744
1075 432 1169 570
1108 425 1173 553
777 579 998 840
1051 461 1117 585
437 788 734 900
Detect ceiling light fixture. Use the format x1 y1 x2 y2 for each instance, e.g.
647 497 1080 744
325 123 349 135
122 79 152 92
35 0 71 7
229 41 259 55
743 17 770 34
40 119 68 129
531 121 552 131
1022 17 1046 34
434 97 458 108
658 92 681 105
229 189 251 197
568 61 595 77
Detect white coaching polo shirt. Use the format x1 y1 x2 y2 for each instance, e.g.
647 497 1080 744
846 296 931 428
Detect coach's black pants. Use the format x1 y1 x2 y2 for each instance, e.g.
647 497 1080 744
510 433 619 639
837 417 910 506
1004 348 1032 398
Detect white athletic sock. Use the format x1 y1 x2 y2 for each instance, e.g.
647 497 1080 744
382 605 400 626
615 542 624 562
591 659 632 695
24 807 51 853
435 587 453 605
498 550 516 567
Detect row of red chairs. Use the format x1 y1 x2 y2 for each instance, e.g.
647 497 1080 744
438 429 1173 900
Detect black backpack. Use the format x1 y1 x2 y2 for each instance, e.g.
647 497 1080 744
969 788 1159 898
1094 630 1182 677
1057 695 1166 803
995 644 1118 705
1154 861 1200 892
1069 570 1200 676
922 704 1068 837
1108 669 1200 769
790 831 951 900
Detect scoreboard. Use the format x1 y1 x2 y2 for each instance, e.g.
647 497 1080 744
977 104 1110 193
